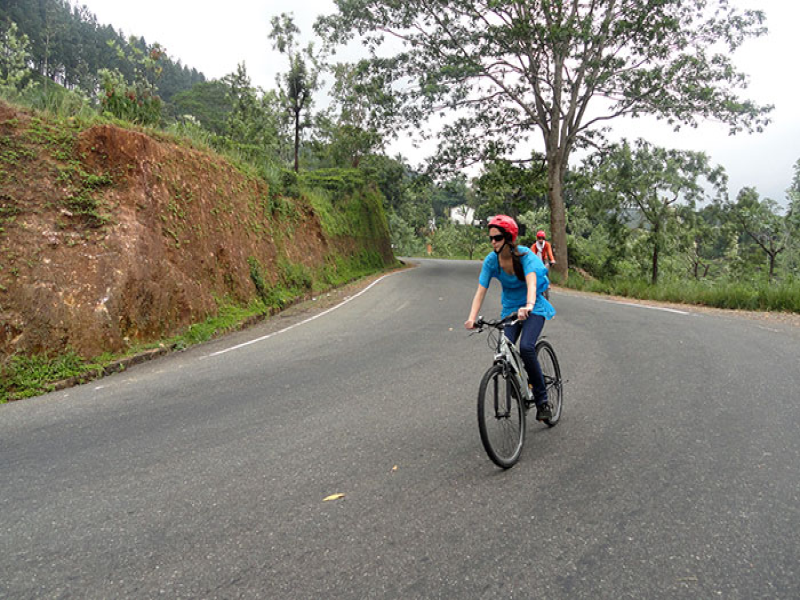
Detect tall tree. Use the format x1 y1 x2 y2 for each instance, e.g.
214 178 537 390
586 139 726 284
316 61 389 167
0 20 33 92
269 13 321 173
317 0 772 279
221 63 283 161
727 187 789 282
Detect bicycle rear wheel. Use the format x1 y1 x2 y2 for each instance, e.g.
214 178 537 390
535 340 562 427
477 364 526 468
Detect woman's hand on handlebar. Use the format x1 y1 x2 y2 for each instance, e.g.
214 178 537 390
466 315 486 329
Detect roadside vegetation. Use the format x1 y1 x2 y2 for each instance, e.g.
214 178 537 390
560 276 800 314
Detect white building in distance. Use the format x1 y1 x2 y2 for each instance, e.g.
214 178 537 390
449 205 478 225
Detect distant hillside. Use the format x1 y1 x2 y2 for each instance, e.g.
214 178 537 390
1 0 205 101
0 101 394 362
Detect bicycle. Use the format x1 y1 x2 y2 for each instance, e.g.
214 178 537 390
472 313 563 469
542 261 553 300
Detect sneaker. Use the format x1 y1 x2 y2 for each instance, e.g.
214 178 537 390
536 401 553 421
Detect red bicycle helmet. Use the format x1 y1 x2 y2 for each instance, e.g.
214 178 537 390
487 215 519 242
536 230 546 239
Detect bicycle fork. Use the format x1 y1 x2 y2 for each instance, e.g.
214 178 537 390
491 367 513 419
492 357 533 418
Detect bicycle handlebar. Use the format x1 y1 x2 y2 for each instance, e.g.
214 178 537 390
474 312 519 331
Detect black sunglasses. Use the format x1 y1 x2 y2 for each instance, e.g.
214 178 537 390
488 234 505 242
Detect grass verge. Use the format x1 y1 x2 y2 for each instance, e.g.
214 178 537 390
559 270 800 314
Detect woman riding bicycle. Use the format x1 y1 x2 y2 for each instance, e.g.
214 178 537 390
465 215 556 421
533 229 555 299
533 230 555 270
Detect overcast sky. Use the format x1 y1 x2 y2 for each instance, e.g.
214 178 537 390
76 0 799 206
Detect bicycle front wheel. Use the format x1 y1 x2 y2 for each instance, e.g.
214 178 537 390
477 364 526 468
535 340 563 427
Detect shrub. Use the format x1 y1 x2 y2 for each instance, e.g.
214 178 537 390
98 68 162 126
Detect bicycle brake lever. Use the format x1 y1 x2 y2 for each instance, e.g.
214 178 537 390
468 324 485 335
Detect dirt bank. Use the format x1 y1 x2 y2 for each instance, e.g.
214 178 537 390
0 102 393 361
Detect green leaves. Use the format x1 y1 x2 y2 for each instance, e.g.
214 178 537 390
725 187 791 280
269 13 301 55
472 159 548 220
317 0 773 279
581 139 727 283
220 64 284 165
0 21 33 93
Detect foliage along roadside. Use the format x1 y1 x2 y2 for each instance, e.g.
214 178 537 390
556 269 800 314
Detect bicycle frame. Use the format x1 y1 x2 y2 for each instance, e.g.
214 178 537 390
490 322 534 405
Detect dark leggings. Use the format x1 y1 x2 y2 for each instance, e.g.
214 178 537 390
504 314 548 405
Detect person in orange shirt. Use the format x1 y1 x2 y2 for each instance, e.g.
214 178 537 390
533 230 555 267
533 230 555 299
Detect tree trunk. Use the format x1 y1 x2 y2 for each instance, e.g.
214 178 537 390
651 221 660 285
546 151 569 281
652 243 660 284
293 107 300 173
43 31 50 91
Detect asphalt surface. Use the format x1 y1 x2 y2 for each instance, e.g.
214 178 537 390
2 258 799 599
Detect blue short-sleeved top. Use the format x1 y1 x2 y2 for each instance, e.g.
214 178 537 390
479 246 556 320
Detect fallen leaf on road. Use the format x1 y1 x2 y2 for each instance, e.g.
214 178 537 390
323 493 345 502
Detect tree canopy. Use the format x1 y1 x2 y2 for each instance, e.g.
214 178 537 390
317 0 773 278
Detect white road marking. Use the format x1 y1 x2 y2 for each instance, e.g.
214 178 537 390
202 272 397 358
596 298 690 315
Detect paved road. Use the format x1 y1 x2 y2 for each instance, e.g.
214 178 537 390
2 259 799 598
